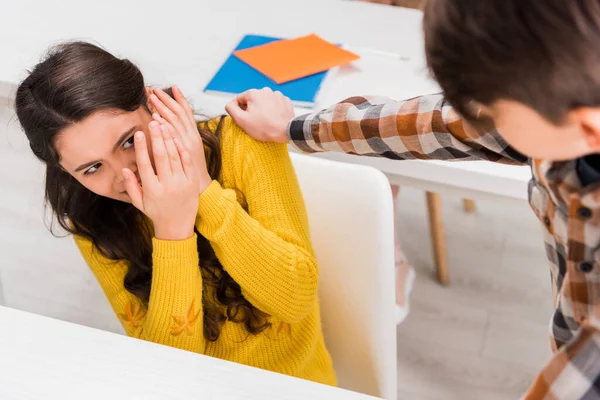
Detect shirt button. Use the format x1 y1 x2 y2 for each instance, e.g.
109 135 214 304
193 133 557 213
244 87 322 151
578 207 592 220
578 262 594 273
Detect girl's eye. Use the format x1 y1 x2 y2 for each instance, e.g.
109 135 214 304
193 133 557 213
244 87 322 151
123 135 135 150
84 163 101 176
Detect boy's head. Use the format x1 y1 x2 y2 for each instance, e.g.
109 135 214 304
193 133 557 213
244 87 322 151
424 0 600 161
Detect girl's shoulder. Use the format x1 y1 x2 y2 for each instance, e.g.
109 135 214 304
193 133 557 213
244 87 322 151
200 115 286 164
198 115 290 189
197 115 253 192
198 115 244 151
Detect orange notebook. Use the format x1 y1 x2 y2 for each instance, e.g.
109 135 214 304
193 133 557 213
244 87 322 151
233 33 360 84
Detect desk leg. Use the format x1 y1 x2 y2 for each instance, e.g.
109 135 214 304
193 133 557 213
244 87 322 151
463 199 476 213
426 192 449 286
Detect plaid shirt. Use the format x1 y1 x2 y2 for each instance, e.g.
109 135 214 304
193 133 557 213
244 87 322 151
288 94 600 400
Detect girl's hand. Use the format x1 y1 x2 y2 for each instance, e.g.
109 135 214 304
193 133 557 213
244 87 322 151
149 86 212 195
122 122 198 241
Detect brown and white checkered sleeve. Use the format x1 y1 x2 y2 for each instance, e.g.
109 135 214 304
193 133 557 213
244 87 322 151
523 318 600 399
288 93 526 164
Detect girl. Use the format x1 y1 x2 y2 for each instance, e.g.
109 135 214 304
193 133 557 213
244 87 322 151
14 41 336 386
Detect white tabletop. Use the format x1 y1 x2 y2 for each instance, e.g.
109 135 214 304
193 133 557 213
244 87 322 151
0 0 531 201
0 306 376 400
0 0 425 105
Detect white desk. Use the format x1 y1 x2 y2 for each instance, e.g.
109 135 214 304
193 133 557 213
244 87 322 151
0 0 530 202
0 306 376 400
312 153 531 202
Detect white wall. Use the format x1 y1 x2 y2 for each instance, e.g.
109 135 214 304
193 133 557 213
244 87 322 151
0 98 123 334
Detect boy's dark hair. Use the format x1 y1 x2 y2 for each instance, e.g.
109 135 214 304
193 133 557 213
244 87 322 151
423 0 600 123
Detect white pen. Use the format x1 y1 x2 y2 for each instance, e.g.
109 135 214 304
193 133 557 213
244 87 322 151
348 46 411 61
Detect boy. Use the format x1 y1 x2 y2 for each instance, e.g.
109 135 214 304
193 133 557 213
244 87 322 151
226 1 600 398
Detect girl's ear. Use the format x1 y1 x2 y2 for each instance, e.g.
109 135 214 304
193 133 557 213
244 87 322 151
145 87 157 113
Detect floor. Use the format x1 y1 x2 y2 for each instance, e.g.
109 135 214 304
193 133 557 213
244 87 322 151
395 187 552 399
0 99 552 399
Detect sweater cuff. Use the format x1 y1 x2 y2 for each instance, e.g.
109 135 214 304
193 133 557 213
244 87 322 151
151 234 198 261
196 180 231 240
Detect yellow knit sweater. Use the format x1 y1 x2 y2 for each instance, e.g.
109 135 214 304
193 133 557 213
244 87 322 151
74 117 336 386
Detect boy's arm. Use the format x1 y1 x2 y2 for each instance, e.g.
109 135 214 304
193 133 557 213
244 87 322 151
289 94 526 164
522 320 600 399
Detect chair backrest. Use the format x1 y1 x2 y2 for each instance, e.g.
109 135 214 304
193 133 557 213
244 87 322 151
290 152 397 400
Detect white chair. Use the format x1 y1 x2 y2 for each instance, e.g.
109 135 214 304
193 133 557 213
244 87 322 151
290 152 398 400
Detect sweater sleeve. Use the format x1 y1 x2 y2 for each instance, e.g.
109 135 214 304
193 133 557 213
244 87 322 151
74 234 206 353
195 121 318 324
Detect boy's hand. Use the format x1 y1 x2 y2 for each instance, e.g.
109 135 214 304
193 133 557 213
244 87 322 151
225 88 294 143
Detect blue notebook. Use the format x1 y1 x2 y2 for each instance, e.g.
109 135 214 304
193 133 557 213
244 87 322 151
204 34 332 107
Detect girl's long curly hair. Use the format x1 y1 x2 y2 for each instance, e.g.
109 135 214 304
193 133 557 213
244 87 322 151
14 41 270 341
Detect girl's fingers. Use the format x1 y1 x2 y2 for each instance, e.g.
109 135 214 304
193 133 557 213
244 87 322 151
172 85 196 120
150 94 187 137
122 168 144 211
161 124 183 175
151 89 190 133
153 113 191 148
157 86 198 136
172 132 196 180
152 112 165 124
133 131 158 187
149 121 172 179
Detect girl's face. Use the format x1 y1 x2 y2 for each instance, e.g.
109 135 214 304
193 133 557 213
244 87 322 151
55 107 153 203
